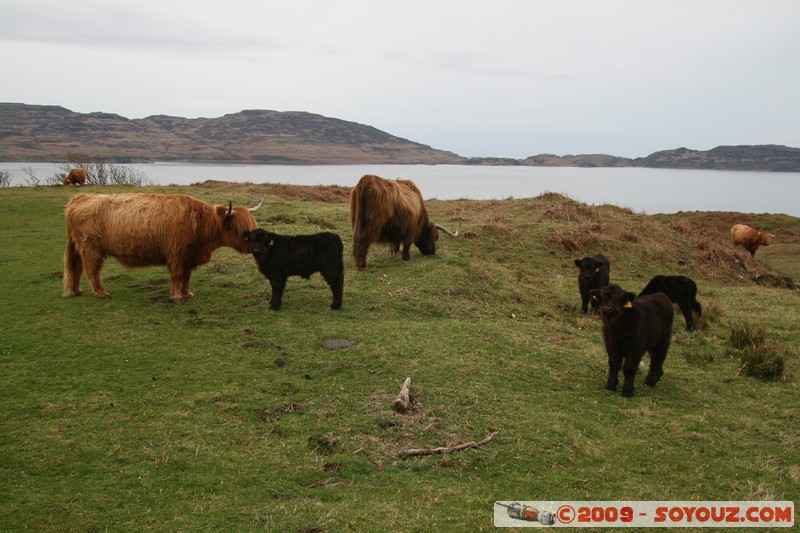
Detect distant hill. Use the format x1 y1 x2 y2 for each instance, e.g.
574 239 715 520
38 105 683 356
1 103 799 170
0 103 465 164
468 146 800 171
465 153 629 167
629 145 800 172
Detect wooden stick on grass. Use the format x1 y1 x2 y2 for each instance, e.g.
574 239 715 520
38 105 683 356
398 431 499 458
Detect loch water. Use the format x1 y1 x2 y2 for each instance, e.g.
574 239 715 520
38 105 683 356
2 162 798 216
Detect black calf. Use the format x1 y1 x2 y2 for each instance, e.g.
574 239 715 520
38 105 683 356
574 254 610 314
638 275 702 331
245 228 344 310
592 284 674 398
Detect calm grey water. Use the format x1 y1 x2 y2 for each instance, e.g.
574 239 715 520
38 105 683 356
2 162 798 216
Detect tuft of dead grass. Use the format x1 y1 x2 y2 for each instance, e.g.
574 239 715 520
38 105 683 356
542 202 601 222
729 322 787 380
737 340 787 380
480 214 519 240
195 180 352 203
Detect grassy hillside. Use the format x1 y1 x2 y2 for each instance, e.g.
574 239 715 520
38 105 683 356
1 183 798 531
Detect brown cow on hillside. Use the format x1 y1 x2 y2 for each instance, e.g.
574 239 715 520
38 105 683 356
63 193 264 302
350 174 460 270
731 223 773 257
63 168 88 186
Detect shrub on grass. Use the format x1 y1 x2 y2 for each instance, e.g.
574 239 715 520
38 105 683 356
729 322 785 380
729 322 767 350
738 340 785 379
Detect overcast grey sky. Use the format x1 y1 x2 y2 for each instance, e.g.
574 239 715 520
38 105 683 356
1 0 798 158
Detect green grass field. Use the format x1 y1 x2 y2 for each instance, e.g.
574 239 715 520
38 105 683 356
1 183 798 531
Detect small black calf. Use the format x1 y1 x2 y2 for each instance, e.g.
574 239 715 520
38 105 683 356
245 228 344 310
592 284 674 398
574 254 610 314
638 275 702 331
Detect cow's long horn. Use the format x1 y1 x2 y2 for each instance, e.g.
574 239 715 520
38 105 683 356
436 222 461 237
226 201 233 217
248 196 266 213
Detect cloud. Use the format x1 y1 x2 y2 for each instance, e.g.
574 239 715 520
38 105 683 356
0 0 281 52
1 0 799 158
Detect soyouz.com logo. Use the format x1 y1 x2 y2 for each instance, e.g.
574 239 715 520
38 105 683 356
493 501 794 528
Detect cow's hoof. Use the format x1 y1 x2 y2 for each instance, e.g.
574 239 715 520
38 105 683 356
331 302 342 310
95 292 111 299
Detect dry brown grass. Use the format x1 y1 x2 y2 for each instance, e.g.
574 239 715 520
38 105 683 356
541 201 601 222
195 180 352 203
547 227 603 253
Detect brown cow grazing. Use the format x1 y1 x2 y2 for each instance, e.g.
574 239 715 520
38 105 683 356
63 193 264 303
63 167 88 186
349 174 460 270
592 284 674 398
731 223 773 257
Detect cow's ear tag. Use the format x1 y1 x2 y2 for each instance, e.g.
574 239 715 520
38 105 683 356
591 294 598 301
268 239 274 246
623 301 633 309
595 267 600 272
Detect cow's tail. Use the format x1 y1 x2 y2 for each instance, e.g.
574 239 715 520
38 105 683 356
62 236 81 296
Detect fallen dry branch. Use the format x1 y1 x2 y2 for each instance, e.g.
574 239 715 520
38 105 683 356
392 377 412 413
398 431 499 458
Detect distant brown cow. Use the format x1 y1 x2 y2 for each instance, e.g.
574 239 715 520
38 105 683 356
350 174 460 270
731 223 773 257
63 193 264 302
63 168 87 186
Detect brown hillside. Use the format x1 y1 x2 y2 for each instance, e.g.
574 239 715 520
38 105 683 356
0 103 466 164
